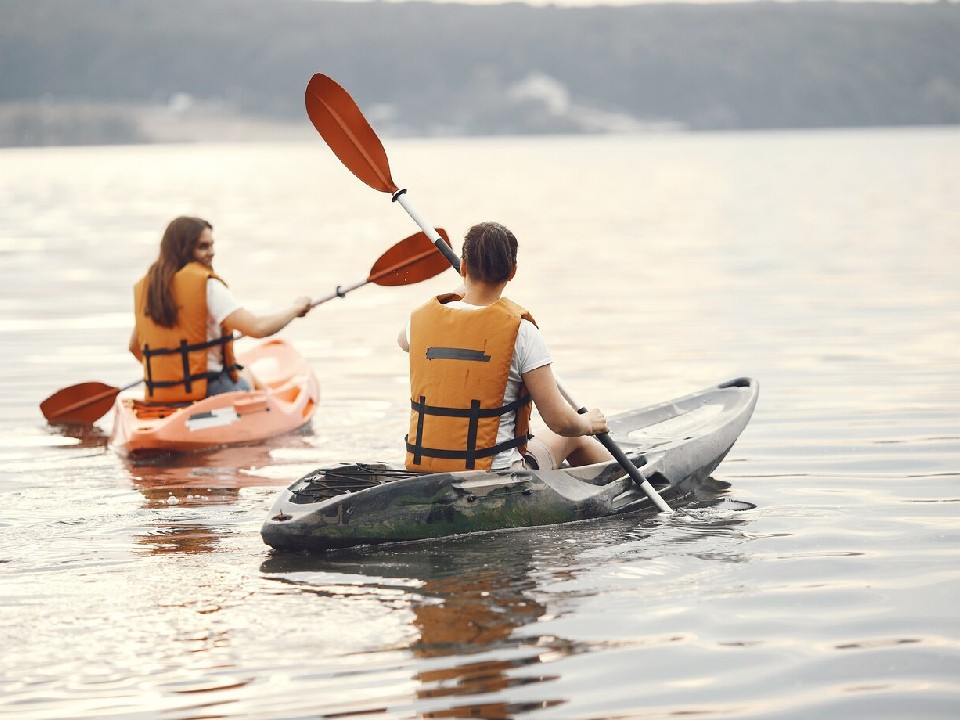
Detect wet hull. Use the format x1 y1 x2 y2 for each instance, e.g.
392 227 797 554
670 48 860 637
109 338 319 456
262 377 758 551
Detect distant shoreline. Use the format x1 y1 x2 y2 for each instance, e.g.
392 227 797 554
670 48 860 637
0 101 316 148
4 99 958 149
5 1 959 144
0 99 692 148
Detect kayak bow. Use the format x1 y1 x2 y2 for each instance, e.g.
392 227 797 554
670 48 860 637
109 338 319 456
262 377 758 551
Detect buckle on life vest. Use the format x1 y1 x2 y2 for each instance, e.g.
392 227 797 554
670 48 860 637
407 394 533 469
142 335 235 396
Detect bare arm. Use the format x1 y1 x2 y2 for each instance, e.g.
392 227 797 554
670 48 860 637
221 297 312 339
523 364 608 437
397 325 410 352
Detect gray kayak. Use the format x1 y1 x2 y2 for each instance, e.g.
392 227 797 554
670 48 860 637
261 377 759 552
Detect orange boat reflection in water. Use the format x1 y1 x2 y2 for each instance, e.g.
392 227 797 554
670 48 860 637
123 432 319 555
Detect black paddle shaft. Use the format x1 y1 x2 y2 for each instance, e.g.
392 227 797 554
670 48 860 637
391 190 461 270
577 408 670 511
578 407 649 482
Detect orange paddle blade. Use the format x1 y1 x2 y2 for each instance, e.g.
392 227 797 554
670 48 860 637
305 73 398 194
40 381 122 424
369 230 453 287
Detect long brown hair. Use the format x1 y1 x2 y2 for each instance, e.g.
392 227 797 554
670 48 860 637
144 216 212 327
462 222 518 285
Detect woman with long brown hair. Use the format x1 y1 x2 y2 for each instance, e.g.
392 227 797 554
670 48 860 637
128 216 312 401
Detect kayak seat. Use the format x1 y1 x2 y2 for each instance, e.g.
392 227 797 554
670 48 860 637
270 384 303 404
234 396 269 415
125 397 193 420
289 463 424 503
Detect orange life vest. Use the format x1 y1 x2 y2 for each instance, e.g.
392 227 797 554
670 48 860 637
133 262 238 403
406 294 535 472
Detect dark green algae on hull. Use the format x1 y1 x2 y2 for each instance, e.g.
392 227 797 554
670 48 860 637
261 378 759 552
263 461 656 551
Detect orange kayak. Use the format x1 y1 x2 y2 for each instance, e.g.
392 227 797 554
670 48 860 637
108 338 319 456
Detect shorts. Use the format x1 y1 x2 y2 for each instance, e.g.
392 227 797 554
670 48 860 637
514 437 558 471
206 371 252 397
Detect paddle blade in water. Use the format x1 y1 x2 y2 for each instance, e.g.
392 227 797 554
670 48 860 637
305 73 398 194
40 382 121 424
369 230 453 287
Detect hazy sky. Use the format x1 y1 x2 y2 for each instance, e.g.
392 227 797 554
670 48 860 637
325 0 935 5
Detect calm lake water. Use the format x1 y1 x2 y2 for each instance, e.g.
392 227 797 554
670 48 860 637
1 128 958 719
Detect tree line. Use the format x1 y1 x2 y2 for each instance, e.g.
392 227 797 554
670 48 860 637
2 0 959 144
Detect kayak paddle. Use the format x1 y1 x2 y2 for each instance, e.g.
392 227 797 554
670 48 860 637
305 73 672 513
40 230 452 426
306 74 461 271
309 229 451 306
40 380 143 425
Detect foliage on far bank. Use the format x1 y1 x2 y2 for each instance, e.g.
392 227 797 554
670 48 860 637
2 0 959 146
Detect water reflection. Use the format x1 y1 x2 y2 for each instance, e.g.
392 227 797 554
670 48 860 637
126 444 282 497
411 570 545 658
257 478 751 719
44 420 111 450
576 478 758 568
122 437 317 554
410 569 564 718
262 536 576 716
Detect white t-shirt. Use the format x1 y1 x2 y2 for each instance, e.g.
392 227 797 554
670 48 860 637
205 279 242 371
407 299 552 469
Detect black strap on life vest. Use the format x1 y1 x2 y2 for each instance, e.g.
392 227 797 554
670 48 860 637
406 394 532 469
141 334 241 397
426 347 491 362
